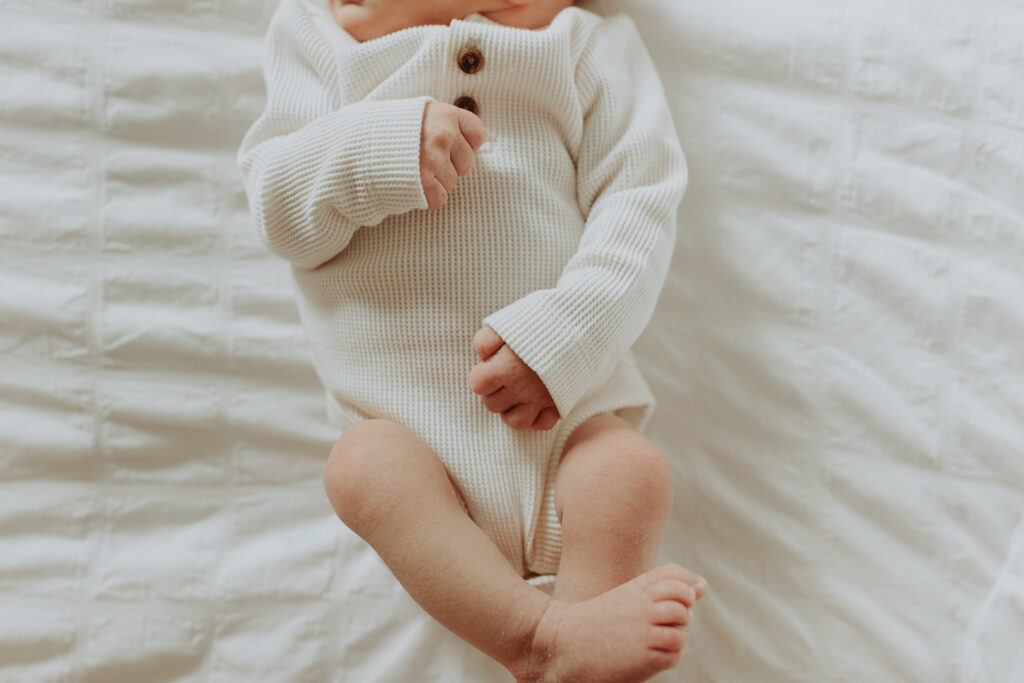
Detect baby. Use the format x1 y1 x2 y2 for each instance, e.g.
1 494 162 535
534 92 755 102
238 0 707 680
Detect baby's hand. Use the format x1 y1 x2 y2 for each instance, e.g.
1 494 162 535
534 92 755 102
468 325 561 431
420 102 487 211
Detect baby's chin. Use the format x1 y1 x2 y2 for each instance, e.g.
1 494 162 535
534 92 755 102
333 0 572 42
480 0 573 29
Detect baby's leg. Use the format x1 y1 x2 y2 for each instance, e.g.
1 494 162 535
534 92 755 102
324 418 704 682
553 413 689 602
323 418 546 670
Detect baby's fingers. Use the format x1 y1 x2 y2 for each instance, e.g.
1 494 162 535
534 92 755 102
501 403 539 431
421 175 448 211
456 108 487 151
468 362 503 396
481 387 517 414
434 162 458 192
472 325 504 360
450 134 476 177
531 407 560 431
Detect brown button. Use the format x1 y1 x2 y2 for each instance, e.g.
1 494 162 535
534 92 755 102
454 96 479 116
458 47 484 74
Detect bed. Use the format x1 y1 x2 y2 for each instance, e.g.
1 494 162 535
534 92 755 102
2 0 1022 680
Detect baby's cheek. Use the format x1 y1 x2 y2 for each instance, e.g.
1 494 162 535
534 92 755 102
333 5 379 41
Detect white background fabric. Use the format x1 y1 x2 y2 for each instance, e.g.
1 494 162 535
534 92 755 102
1 0 1022 681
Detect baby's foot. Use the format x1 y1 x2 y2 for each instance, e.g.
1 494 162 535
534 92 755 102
512 564 706 683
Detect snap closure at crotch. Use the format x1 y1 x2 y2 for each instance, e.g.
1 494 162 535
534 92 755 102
457 46 484 74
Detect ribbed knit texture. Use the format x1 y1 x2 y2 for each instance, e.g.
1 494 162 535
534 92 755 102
238 0 687 578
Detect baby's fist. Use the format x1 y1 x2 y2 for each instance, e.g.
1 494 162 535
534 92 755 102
420 102 487 211
468 326 560 431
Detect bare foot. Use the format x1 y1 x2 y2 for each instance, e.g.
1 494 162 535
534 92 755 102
511 565 706 683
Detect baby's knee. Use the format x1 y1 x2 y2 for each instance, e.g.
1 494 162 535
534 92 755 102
324 418 452 532
559 419 674 522
601 432 674 514
323 419 405 527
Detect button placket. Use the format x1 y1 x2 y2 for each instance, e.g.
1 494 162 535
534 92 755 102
458 46 484 74
454 38 483 116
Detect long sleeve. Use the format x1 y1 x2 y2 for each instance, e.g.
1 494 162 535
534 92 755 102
483 15 687 419
237 0 430 270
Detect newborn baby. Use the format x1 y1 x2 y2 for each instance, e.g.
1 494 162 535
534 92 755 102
238 0 707 680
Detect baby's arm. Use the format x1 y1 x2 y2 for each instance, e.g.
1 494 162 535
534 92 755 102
238 1 483 269
480 15 687 421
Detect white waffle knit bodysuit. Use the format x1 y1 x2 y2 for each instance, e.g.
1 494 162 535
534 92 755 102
239 0 687 580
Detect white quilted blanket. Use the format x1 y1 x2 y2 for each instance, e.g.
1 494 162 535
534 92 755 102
1 0 1022 680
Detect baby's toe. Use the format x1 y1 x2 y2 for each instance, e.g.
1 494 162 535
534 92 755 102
645 564 706 592
644 645 683 674
648 625 686 653
647 577 698 607
666 564 706 591
650 599 690 626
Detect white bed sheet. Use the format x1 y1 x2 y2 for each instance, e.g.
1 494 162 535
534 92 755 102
1 0 1022 681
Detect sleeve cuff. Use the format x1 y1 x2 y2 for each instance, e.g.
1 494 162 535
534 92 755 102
344 96 431 224
483 291 594 419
